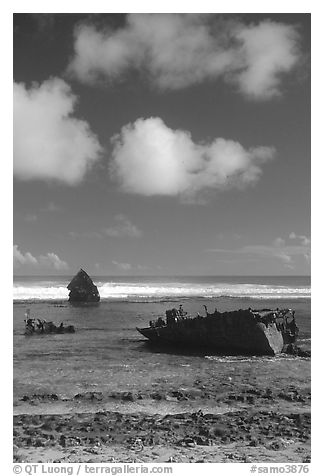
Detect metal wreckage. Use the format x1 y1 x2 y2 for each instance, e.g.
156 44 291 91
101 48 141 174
137 305 303 356
24 309 75 336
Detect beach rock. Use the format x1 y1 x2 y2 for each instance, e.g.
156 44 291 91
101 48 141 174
195 436 210 446
212 425 229 437
264 389 273 400
13 406 311 462
122 392 136 401
267 441 283 450
74 391 103 401
41 422 55 431
283 344 311 357
35 438 45 447
192 410 204 420
181 437 196 447
150 392 165 400
249 438 258 447
67 269 100 303
171 390 187 400
21 393 59 403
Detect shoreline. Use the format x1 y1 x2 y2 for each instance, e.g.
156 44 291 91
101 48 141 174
14 380 311 463
14 404 311 463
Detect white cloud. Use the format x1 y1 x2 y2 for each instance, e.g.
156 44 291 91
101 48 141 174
13 245 68 271
289 232 311 246
13 245 38 267
14 78 102 184
239 245 296 264
111 260 148 272
232 21 300 99
206 233 310 268
68 14 301 99
110 117 274 199
104 214 142 238
39 253 69 271
304 253 311 263
301 237 311 246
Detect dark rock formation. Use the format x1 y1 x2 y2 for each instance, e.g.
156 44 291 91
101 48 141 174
283 343 311 357
67 269 100 303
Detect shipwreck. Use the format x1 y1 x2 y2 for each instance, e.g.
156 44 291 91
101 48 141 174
137 306 299 356
24 310 75 336
67 268 100 303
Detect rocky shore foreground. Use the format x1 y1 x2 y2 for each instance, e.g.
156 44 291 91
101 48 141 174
14 383 311 463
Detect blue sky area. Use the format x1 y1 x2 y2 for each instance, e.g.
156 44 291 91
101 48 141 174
13 13 310 276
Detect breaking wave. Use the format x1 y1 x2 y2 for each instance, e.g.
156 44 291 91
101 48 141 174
13 279 311 302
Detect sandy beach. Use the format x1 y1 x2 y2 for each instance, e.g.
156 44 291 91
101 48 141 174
14 344 311 463
14 385 311 463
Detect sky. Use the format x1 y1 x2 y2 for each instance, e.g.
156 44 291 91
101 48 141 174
13 13 311 276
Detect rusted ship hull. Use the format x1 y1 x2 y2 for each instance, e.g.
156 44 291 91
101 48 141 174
137 308 298 356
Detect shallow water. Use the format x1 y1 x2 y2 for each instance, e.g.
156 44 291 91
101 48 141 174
13 294 311 413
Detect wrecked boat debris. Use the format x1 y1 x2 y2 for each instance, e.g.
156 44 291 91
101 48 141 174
67 268 100 303
137 306 299 356
24 309 75 336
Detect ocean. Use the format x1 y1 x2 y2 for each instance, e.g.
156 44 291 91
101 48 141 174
13 275 310 302
13 275 311 417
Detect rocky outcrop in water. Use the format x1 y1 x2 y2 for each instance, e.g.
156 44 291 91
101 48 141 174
67 269 100 303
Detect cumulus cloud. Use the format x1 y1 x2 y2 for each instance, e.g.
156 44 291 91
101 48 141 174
38 253 69 270
273 237 285 247
13 245 68 271
104 214 142 238
232 21 300 99
110 117 274 199
68 14 301 99
289 232 311 246
13 245 38 267
14 78 102 184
